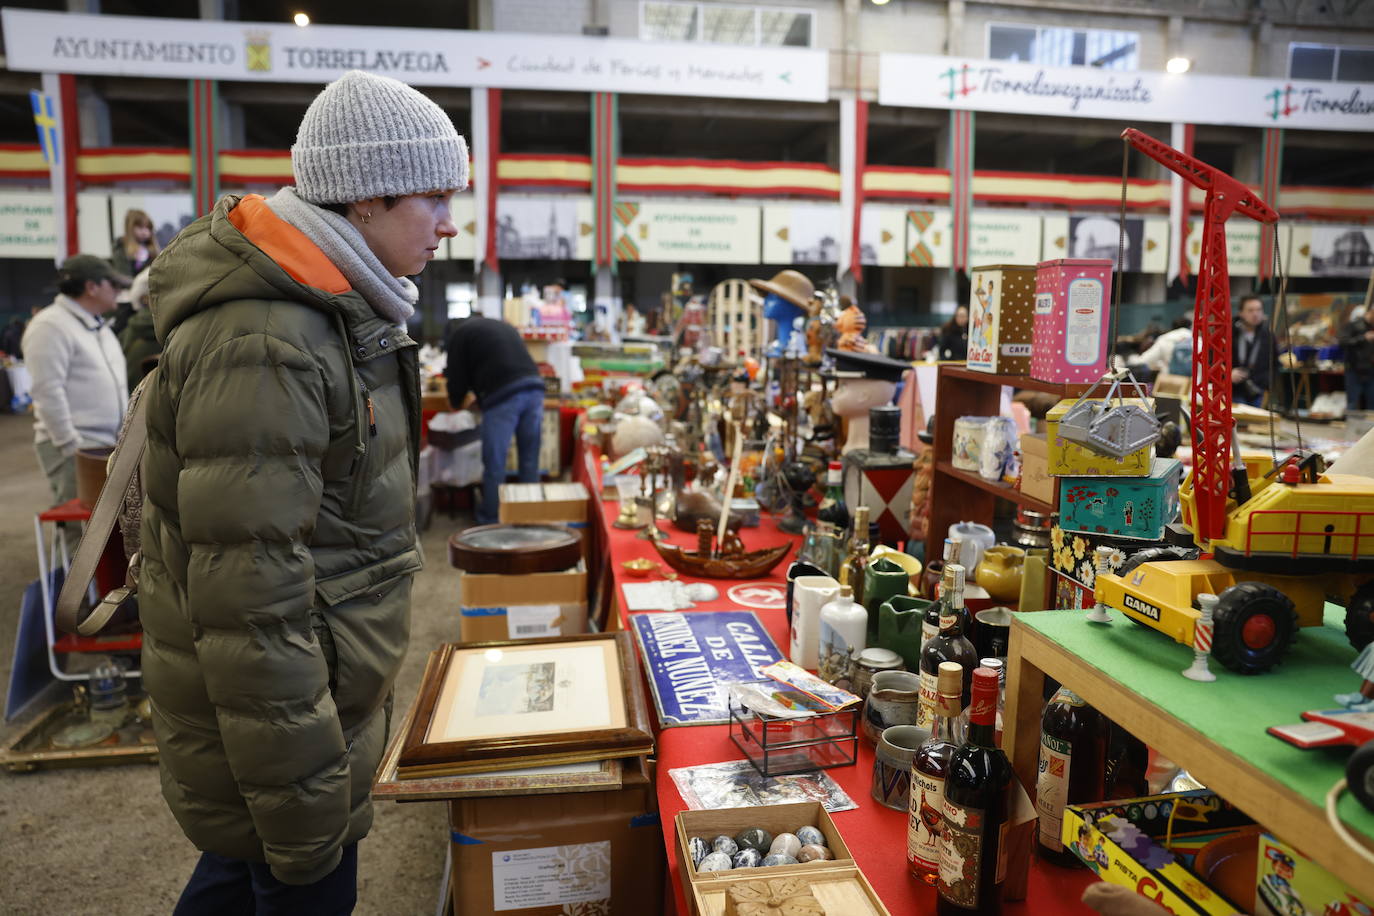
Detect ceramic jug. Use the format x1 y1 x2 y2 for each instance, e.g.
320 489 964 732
872 724 926 811
863 558 910 642
975 545 1026 603
790 575 840 670
862 669 922 743
949 521 995 578
877 594 934 671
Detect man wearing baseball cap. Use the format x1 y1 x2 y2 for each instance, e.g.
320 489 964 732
21 254 130 515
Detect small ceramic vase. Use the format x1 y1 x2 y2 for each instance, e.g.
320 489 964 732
862 670 922 743
877 595 934 672
852 647 904 699
975 545 1026 603
863 558 910 643
872 724 925 811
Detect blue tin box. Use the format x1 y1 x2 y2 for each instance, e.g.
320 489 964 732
1057 457 1182 541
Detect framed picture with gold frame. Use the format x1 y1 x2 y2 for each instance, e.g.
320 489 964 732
397 632 653 778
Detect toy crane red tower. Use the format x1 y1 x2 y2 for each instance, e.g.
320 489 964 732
1120 128 1279 545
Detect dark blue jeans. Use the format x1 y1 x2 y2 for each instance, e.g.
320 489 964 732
1348 370 1374 411
172 844 357 915
479 385 545 524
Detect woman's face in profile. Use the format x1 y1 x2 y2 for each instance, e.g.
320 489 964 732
355 191 459 276
955 305 968 328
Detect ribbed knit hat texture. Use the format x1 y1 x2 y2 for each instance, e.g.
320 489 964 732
292 70 469 205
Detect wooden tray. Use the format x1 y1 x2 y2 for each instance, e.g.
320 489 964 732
674 802 890 916
447 523 582 574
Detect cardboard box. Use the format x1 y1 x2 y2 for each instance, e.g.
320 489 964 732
1018 433 1053 504
1256 832 1371 916
675 802 891 916
967 264 1037 376
1031 258 1114 385
1063 790 1255 916
448 758 664 916
459 562 589 643
1046 398 1154 477
1058 457 1183 540
499 482 590 525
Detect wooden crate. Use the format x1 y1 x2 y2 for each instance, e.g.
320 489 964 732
674 802 891 916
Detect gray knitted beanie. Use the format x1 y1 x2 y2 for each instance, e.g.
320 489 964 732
292 70 469 205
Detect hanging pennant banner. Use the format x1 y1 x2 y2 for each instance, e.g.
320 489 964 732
614 201 760 264
905 209 952 268
2 9 827 103
879 52 1374 132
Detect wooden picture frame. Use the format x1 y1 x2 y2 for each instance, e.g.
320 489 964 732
397 632 653 778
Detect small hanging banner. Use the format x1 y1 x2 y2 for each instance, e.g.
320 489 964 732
1257 127 1284 282
948 108 975 273
591 92 619 272
187 79 220 216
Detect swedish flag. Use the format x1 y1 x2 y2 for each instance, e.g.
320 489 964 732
29 90 59 166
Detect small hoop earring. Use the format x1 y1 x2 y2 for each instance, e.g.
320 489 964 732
361 211 372 224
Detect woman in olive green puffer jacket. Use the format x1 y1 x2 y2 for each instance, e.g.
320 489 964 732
140 71 466 909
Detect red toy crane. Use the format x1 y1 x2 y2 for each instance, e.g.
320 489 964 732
1120 128 1279 544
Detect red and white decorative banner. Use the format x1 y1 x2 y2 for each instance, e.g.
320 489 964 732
1168 123 1195 284
591 92 618 271
948 109 974 273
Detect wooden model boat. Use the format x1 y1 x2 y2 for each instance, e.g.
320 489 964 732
651 519 792 579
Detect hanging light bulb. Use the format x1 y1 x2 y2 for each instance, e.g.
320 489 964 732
1166 57 1191 74
293 12 311 27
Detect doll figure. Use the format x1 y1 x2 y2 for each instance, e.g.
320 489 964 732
762 293 807 358
1335 642 1374 711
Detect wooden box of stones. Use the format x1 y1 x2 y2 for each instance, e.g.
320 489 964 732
675 801 891 916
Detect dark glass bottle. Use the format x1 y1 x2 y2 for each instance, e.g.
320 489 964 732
909 661 963 885
937 668 1014 915
1036 686 1108 867
1104 721 1150 800
917 564 976 732
925 539 962 640
816 460 850 535
840 505 871 612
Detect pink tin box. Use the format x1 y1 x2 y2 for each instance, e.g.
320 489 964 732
1031 258 1113 385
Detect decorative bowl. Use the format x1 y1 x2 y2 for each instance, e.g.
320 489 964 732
622 558 656 578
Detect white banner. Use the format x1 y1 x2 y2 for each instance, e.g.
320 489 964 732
2 10 828 103
615 201 760 264
0 192 58 259
879 53 1374 133
969 212 1042 266
1043 214 1170 273
861 206 906 267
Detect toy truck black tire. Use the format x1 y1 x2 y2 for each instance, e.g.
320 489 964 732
1349 740 1374 812
1345 582 1374 651
1210 582 1299 675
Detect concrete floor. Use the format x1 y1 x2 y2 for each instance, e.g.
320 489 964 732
0 410 466 915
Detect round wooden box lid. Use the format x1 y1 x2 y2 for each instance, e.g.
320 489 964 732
447 524 582 575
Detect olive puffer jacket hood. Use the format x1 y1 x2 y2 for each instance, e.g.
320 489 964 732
140 194 422 885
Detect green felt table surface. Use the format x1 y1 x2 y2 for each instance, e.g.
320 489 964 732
1015 604 1374 842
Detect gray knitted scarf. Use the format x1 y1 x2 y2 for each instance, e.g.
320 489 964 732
264 187 417 324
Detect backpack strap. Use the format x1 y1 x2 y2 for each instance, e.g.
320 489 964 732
55 374 151 636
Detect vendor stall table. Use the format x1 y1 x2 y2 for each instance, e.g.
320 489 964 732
1004 607 1374 902
594 499 1098 914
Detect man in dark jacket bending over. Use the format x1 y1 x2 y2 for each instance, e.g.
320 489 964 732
445 316 546 524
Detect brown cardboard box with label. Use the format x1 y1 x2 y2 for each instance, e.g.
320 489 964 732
448 759 664 915
1018 433 1053 504
459 563 589 643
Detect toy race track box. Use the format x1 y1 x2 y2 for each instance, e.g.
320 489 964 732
1062 790 1255 916
1255 832 1373 916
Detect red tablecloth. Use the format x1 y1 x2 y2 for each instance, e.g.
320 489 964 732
594 497 1097 915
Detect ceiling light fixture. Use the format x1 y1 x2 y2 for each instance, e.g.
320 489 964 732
871 0 891 5
293 12 311 27
1166 56 1191 74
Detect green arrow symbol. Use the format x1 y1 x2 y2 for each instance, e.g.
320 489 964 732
779 71 791 83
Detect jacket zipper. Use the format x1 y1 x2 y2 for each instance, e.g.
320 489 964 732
348 372 375 514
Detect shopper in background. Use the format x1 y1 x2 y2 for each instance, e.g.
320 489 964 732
117 268 159 391
21 254 129 510
445 315 545 524
1232 294 1274 407
140 70 466 913
935 304 969 361
1128 314 1193 381
1341 305 1374 411
109 208 160 335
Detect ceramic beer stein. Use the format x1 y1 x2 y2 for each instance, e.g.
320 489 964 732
861 669 922 743
872 724 925 811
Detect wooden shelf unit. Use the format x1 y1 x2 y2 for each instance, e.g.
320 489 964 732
924 364 1091 560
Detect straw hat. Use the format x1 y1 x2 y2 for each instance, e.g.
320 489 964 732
748 269 815 310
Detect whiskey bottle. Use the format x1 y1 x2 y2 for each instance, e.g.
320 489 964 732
937 667 1015 915
1036 686 1107 867
839 505 871 614
924 539 962 646
909 661 963 885
917 564 977 731
816 460 850 535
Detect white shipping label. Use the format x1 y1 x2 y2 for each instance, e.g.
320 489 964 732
492 842 612 912
1064 279 1104 366
507 604 563 640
